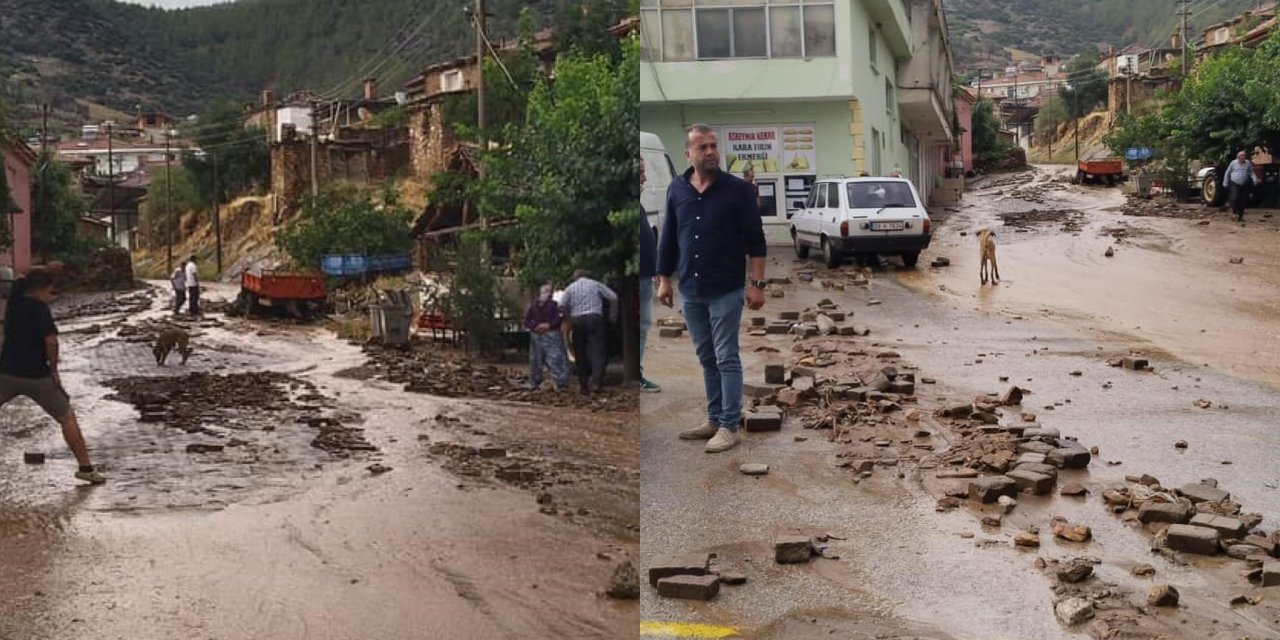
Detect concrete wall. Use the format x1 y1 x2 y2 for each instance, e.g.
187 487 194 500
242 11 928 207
1 147 33 272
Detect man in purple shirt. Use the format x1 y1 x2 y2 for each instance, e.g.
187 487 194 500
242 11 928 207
524 283 570 391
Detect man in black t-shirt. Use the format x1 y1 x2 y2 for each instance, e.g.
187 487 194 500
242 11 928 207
0 269 105 484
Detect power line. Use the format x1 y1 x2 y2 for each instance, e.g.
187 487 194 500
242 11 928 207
312 3 436 100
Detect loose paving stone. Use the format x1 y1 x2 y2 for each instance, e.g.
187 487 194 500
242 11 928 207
648 554 711 586
780 311 800 321
1189 513 1249 538
1147 584 1180 607
656 575 721 601
1055 597 1094 626
1008 469 1055 495
937 468 980 479
743 410 783 432
750 317 766 327
605 561 640 599
1244 535 1280 557
1014 462 1058 480
718 571 748 586
743 383 783 399
1000 386 1023 406
1179 482 1230 504
1138 502 1190 525
1017 452 1047 465
968 475 1018 503
828 312 847 321
22 452 45 465
1023 427 1060 440
1052 521 1092 543
1262 563 1280 587
1227 545 1267 560
1164 524 1220 555
658 327 684 338
887 381 915 395
1060 482 1088 497
1019 441 1055 455
997 495 1018 513
1047 446 1091 469
776 389 803 407
775 535 814 564
1131 564 1156 577
1174 439 1189 449
1057 561 1094 584
1122 357 1149 371
739 463 770 476
1014 532 1040 547
764 364 786 384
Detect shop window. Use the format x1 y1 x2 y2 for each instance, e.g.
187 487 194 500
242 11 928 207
803 4 835 58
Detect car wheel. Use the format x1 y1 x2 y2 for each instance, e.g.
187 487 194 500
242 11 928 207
901 251 919 268
822 237 842 269
793 230 810 259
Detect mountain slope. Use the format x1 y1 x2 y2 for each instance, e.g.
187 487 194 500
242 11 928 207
0 0 612 134
945 0 1264 70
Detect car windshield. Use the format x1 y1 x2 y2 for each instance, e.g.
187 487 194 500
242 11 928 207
846 182 917 208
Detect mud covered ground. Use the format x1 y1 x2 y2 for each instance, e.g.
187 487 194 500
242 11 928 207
0 283 637 639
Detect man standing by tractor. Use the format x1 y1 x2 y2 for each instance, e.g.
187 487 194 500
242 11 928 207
1223 149 1256 224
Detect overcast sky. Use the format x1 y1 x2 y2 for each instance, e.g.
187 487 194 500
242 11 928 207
117 0 232 8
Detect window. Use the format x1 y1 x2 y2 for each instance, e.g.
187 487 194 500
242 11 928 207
870 128 883 176
805 185 819 209
640 0 835 62
812 183 827 208
440 70 463 93
825 182 841 208
846 181 918 208
869 24 878 70
803 4 835 58
885 78 895 116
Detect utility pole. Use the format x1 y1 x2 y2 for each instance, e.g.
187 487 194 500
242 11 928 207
212 152 223 275
1181 0 1190 77
1074 89 1081 162
106 121 116 243
36 103 48 262
309 100 319 198
165 129 174 274
475 0 489 238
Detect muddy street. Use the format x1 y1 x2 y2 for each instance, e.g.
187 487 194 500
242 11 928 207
640 167 1280 639
0 283 638 639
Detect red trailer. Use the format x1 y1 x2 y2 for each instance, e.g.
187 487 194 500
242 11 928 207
1075 159 1124 185
240 270 328 318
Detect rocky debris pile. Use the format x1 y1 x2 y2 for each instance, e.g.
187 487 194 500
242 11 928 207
1120 196 1209 220
361 343 637 413
53 289 154 321
103 372 376 456
998 209 1085 234
972 169 1038 192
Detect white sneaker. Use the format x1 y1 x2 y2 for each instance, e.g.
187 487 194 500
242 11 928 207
678 421 718 440
704 427 739 453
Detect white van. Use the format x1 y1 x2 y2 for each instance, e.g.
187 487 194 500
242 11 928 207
641 132 677 234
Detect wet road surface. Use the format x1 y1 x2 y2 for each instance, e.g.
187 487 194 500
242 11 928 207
641 168 1280 639
1 284 637 639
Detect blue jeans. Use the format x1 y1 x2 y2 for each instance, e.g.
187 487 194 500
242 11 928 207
529 331 570 389
682 288 744 431
639 277 654 378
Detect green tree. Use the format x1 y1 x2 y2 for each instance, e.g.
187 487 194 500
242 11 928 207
1060 54 1108 118
180 103 270 204
30 151 85 260
474 37 639 289
275 187 413 270
971 99 1009 165
139 165 203 247
0 111 17 250
1034 95 1069 135
442 8 544 143
553 0 630 61
442 232 518 356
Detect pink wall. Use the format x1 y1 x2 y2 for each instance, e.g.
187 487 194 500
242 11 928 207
2 146 34 273
954 96 974 173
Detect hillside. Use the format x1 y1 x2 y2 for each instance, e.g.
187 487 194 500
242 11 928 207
0 0 631 135
946 0 1264 71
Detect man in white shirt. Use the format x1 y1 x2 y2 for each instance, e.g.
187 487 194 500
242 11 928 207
170 265 186 315
1222 150 1256 224
184 256 200 317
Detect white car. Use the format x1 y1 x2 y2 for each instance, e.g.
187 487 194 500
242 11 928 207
789 177 932 268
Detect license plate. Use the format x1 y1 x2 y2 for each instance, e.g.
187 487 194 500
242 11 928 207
870 221 904 231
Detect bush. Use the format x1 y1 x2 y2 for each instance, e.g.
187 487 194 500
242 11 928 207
275 187 413 270
442 233 519 356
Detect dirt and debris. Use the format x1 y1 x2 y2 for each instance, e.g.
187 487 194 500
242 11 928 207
998 208 1086 233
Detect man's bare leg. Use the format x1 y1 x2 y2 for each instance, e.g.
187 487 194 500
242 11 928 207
58 410 93 468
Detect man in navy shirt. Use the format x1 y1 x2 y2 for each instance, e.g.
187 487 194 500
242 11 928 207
657 124 767 453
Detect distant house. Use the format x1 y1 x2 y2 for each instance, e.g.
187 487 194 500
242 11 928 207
1 136 36 272
1198 6 1277 58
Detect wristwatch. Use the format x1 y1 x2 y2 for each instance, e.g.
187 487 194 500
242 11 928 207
750 279 768 290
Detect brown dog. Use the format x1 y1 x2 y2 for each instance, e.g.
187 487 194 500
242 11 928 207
978 229 1000 285
153 328 192 365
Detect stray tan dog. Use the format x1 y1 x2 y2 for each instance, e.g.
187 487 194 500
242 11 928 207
153 328 193 365
978 229 1000 285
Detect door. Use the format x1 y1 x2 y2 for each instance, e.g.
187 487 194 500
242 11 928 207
796 182 825 242
756 178 778 219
